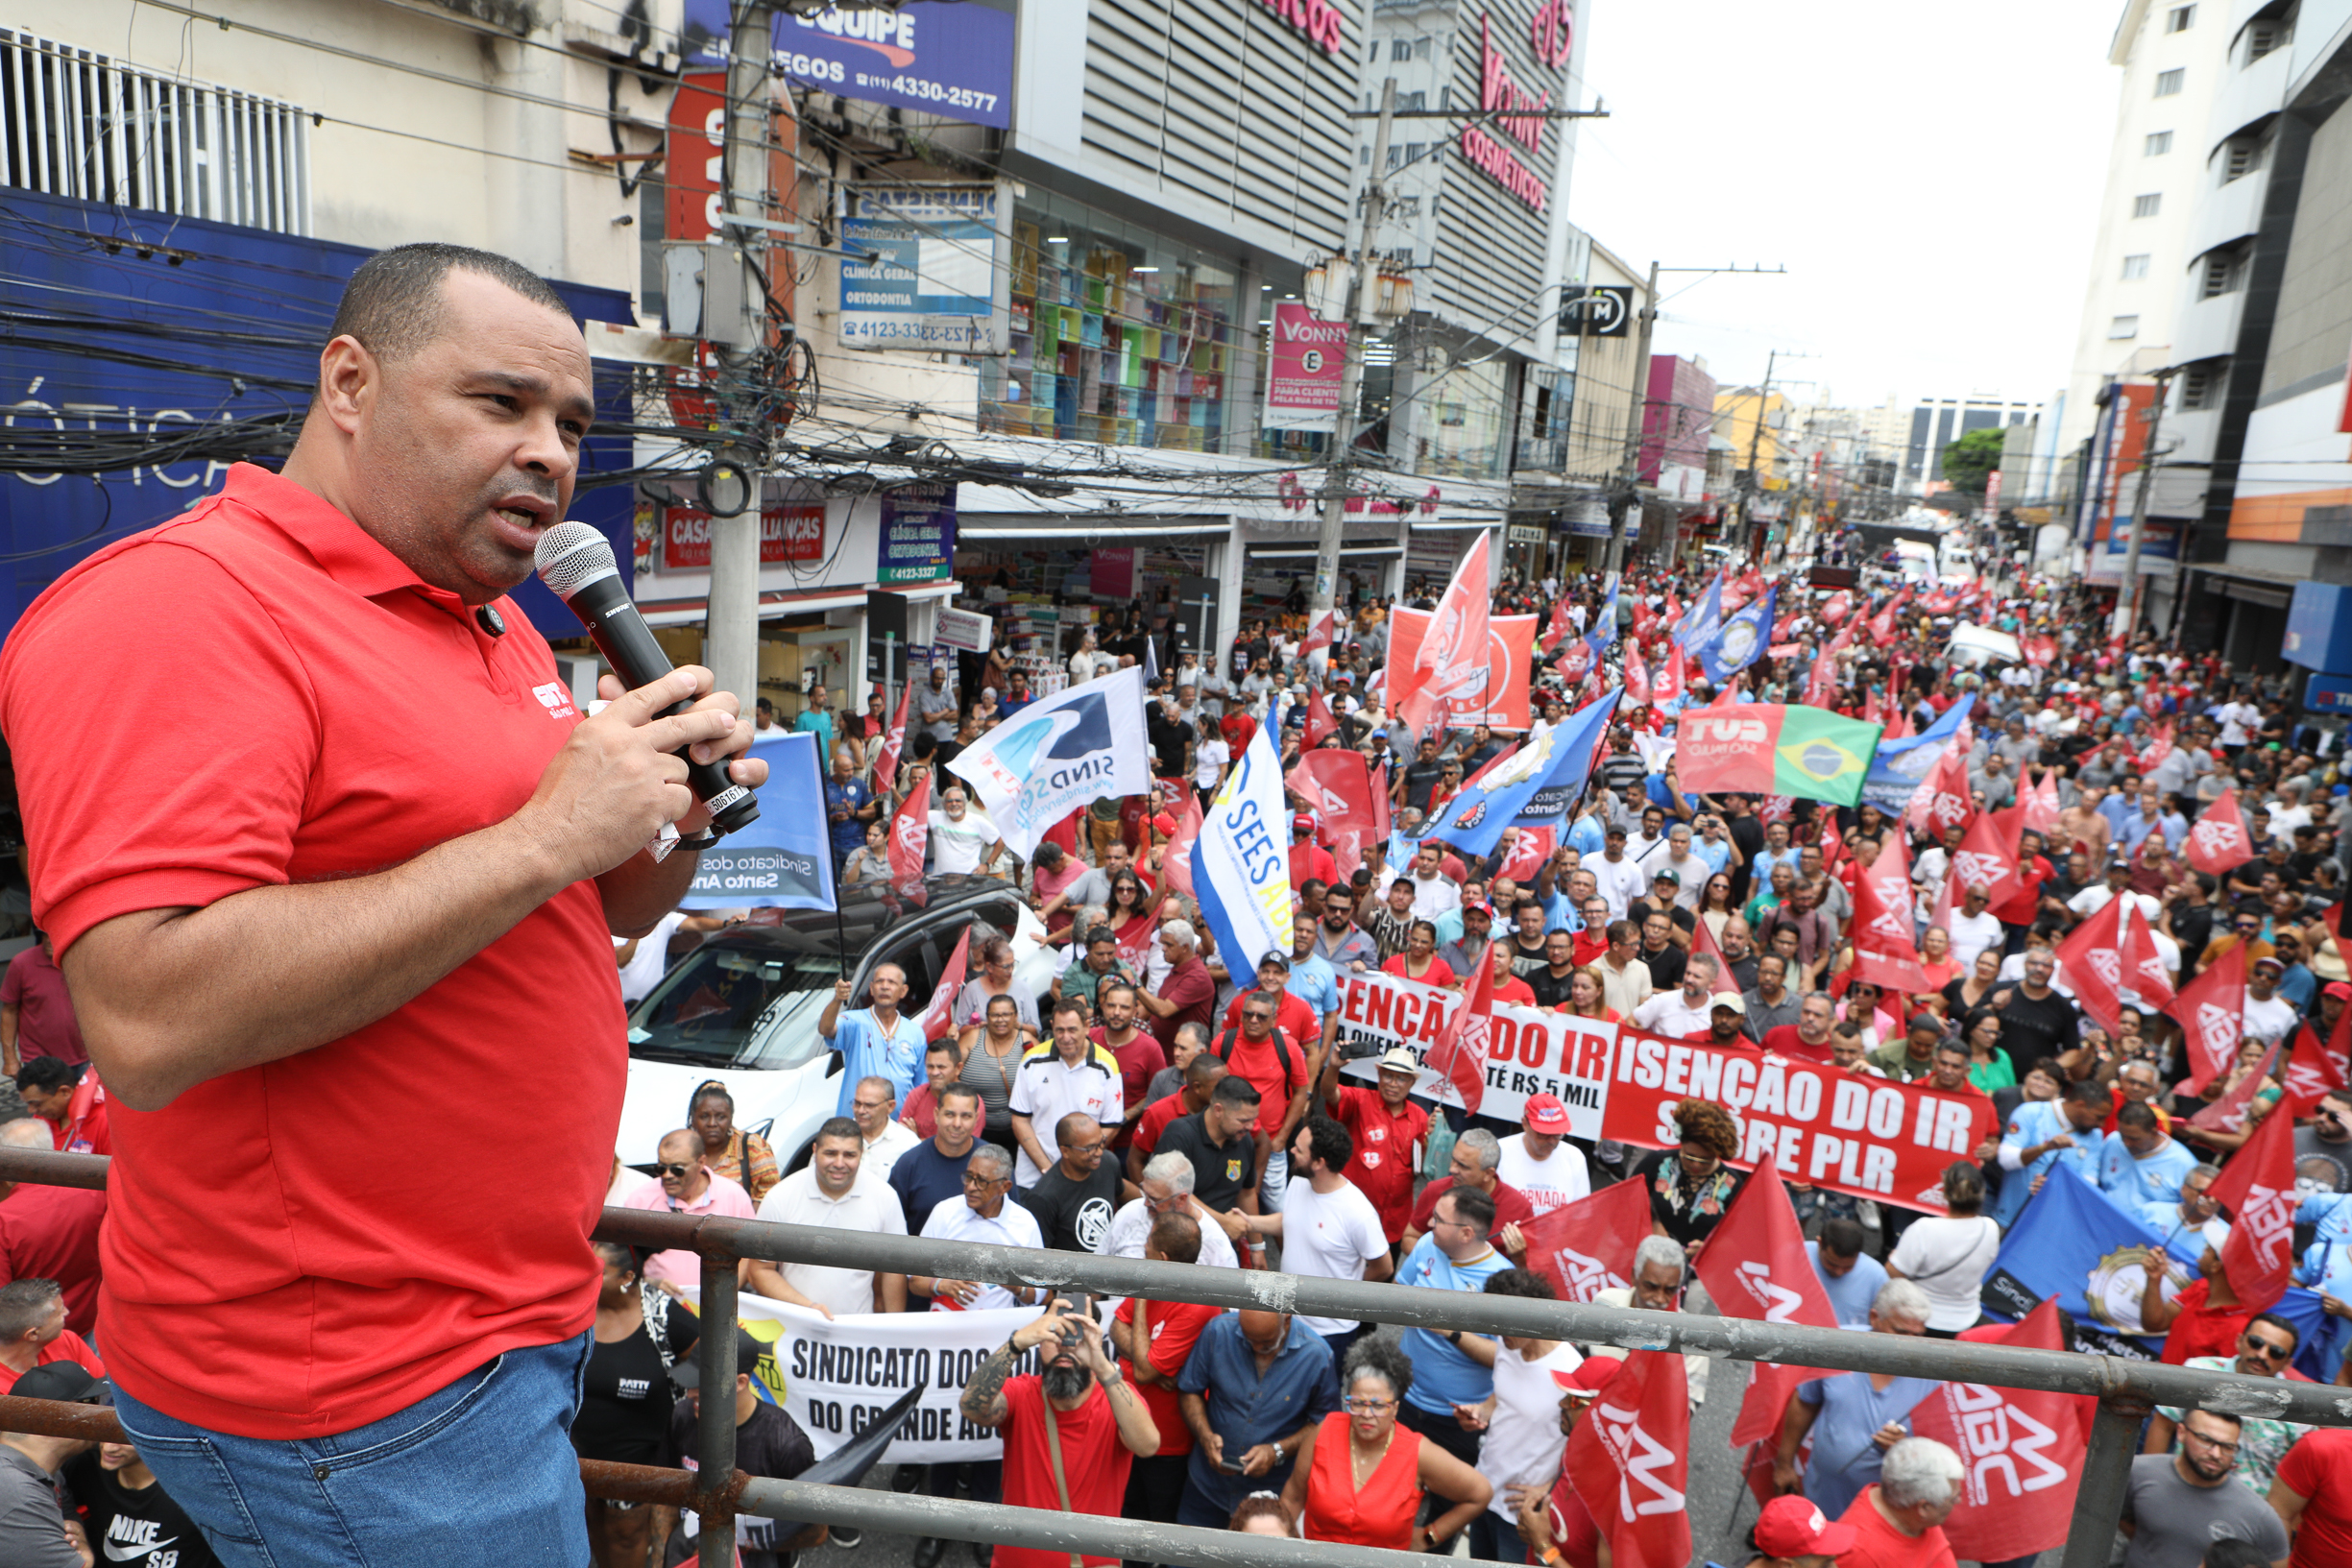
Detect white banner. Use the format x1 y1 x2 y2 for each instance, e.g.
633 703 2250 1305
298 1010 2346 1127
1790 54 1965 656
1332 972 1613 1137
947 666 1152 860
1192 723 1295 978
736 1298 1035 1463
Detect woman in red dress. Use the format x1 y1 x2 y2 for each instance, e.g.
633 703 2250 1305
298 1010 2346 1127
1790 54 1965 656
1380 921 1459 990
1282 1340 1489 1550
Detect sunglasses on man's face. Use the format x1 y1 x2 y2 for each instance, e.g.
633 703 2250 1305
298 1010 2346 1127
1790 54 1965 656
658 1163 694 1177
2244 1335 2294 1362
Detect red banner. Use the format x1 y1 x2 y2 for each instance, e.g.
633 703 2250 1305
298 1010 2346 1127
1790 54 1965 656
2121 903 2176 1011
890 768 932 888
2282 1011 2351 1117
1564 1352 1691 1568
918 928 969 1043
1395 534 1491 739
2213 1101 2297 1310
1288 750 1378 883
2170 943 2246 1094
1692 1159 1842 1447
1389 608 1536 730
1600 1034 1996 1214
663 504 825 570
2186 790 2256 875
1910 1301 2086 1562
2054 894 2125 1035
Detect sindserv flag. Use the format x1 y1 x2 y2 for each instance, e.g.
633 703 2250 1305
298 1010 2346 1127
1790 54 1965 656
2186 790 2257 875
2212 1100 2298 1310
1564 1352 1690 1568
1692 1159 1841 1448
1912 1301 2086 1564
1672 703 1883 808
947 666 1152 859
1395 532 1492 739
1426 691 1621 856
1192 722 1294 979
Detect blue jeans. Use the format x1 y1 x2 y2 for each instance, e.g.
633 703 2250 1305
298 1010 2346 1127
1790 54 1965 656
113 1331 594 1568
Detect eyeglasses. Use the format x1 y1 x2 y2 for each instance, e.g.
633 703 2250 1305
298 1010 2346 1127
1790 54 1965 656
657 1163 695 1177
2181 1427 2242 1455
1064 1142 1107 1157
1342 1396 1396 1413
1244 1011 1274 1024
961 1171 1007 1188
2243 1336 2294 1362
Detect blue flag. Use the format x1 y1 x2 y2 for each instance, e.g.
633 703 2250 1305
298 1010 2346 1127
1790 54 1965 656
1193 722 1294 978
1674 571 1724 652
1979 1166 2204 1348
1425 692 1621 856
1588 579 1618 656
679 731 838 911
1691 584 1775 685
1860 692 1976 814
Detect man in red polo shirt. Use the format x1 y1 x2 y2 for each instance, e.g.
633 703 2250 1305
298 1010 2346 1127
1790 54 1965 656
1319 1047 1429 1244
0 245 764 1564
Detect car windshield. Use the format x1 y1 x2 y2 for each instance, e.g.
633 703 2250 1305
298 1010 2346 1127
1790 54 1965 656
628 945 840 1071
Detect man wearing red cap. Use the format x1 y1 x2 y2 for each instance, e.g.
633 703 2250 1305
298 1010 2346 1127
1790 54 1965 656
1289 813 1337 895
1729 1494 1858 1568
1512 1356 1621 1568
1496 1095 1591 1217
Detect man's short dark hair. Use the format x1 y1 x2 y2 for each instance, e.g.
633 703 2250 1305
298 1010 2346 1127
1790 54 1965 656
1819 1218 1866 1260
1149 1211 1202 1266
1211 1074 1263 1109
325 242 570 370
1483 1267 1557 1302
937 1083 982 1111
812 1116 861 1146
1444 1184 1497 1235
2117 1102 2160 1132
12 1059 74 1096
2064 1078 2114 1109
1297 1114 1352 1173
2247 1310 2301 1349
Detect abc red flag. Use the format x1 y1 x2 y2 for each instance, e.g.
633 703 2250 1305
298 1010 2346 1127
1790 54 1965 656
2020 769 2062 836
2190 1041 2278 1137
1519 1180 1654 1303
1910 743 1976 838
1819 589 1853 624
890 768 933 890
1850 836 1931 993
2169 942 2246 1094
1911 1300 2085 1563
1159 787 1204 900
918 928 971 1044
1425 941 1495 1114
2210 1098 2298 1310
872 674 915 794
1652 642 1685 708
2052 894 2126 1036
2281 1008 2352 1118
1623 644 1651 704
1692 1158 1841 1448
2120 902 2176 1011
1945 808 2017 910
1302 685 1337 749
1564 1352 1690 1568
1287 750 1378 883
2186 790 2256 876
1542 597 1570 655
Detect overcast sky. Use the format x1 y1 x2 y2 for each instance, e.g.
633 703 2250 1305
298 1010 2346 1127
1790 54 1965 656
1568 0 2122 412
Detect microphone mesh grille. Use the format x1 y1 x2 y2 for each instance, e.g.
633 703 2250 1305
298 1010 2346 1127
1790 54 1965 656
534 520 618 601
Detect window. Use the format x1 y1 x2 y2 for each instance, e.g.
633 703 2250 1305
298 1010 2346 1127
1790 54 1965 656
2146 131 2173 155
2122 253 2151 279
2110 315 2141 340
2246 22 2287 60
1403 142 1425 165
1386 145 1402 169
2223 136 2265 181
2200 252 2241 297
2167 5 2195 31
0 26 310 234
2156 68 2185 94
2180 365 2221 408
2133 192 2163 217
1394 38 1414 60
1398 90 1427 111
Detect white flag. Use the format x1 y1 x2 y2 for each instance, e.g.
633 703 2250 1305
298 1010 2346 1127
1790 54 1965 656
946 665 1151 860
1192 721 1294 979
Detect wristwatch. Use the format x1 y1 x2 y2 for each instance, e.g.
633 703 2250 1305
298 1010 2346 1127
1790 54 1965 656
1445 1330 1465 1348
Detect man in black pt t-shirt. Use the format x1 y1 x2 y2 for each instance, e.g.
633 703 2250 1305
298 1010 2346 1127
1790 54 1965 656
1154 1075 1263 1215
1015 1112 1132 1254
1994 948 2081 1083
659 1329 820 1568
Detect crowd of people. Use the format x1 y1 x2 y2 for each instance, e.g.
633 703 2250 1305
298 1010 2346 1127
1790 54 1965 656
573 547 2352 1568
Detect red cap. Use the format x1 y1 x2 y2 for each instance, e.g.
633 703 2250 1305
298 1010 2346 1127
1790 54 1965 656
1753 1496 1857 1558
1152 813 1178 837
1523 1093 1571 1135
1549 1357 1622 1394
1292 812 1316 834
2327 981 2352 1002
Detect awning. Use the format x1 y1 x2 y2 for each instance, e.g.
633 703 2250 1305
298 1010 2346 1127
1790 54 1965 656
1247 543 1404 560
2184 561 2303 609
956 519 1227 541
636 579 958 629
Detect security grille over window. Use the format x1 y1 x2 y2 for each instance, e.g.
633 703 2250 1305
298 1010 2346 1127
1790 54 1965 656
0 27 309 235
2200 249 2244 298
2155 67 2185 95
2245 22 2288 61
2179 364 2220 408
2223 136 2266 181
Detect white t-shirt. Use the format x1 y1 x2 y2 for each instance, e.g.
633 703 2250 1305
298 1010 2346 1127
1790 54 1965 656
1410 871 1463 923
930 810 1001 875
861 1120 923 1184
1590 855 1648 921
1945 908 2004 970
1008 1047 1126 1187
1496 1134 1592 1217
1194 736 1230 790
616 909 690 1006
2216 703 2258 746
2243 994 2297 1045
1107 1195 1240 1270
1886 1215 2002 1332
1477 1340 1586 1519
918 1195 1045 1311
756 1168 909 1315
1278 1176 1390 1336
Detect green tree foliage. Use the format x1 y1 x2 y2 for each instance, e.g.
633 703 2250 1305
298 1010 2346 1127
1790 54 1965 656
1939 427 2006 495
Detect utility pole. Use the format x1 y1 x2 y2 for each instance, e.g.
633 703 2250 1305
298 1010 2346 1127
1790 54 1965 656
2116 368 2174 641
706 0 775 719
1308 77 1396 647
1739 349 1778 557
1604 258 1661 577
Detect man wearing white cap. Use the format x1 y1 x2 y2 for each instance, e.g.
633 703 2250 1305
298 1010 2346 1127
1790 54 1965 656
1495 1094 1591 1216
1318 1046 1429 1249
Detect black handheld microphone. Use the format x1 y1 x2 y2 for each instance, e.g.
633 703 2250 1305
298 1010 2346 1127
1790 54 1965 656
534 520 761 838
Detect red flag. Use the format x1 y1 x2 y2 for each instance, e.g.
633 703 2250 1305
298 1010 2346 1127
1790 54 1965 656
1692 1158 1841 1447
1299 609 1336 661
2137 722 2174 774
1519 1181 1655 1303
1397 532 1491 739
1425 945 1496 1114
2025 635 2056 667
1652 643 1685 708
1819 590 1852 624
1542 597 1570 655
872 675 915 794
2210 1099 2298 1310
1555 635 1593 683
1912 1300 2087 1562
1303 685 1337 749
1804 643 1839 709
2052 893 2126 1035
2185 790 2256 876
2020 769 2061 836
1816 816 1846 874
1623 643 1651 705
2190 1041 2277 1136
1912 744 1976 838
889 767 932 889
2119 902 2176 1011
2169 943 2247 1094
918 928 971 1043
1564 1352 1691 1568
1946 809 2017 909
1160 787 1204 900
1369 762 1393 846
1851 836 1930 991
1287 750 1379 883
1495 826 1554 883
2281 1008 2352 1118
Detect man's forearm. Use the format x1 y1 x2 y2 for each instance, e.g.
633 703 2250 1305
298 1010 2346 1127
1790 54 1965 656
63 814 582 1111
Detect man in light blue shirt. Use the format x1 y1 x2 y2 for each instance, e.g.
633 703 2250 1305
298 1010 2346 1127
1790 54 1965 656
1285 914 1342 1049
818 962 928 1117
793 682 836 760
1394 1185 1515 1444
1805 1221 1889 1328
1991 1079 2111 1227
2098 1103 2200 1211
1774 1280 1939 1522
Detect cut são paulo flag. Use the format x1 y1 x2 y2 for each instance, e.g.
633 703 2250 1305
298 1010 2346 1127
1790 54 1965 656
1564 1351 1691 1568
2185 790 2256 876
2170 942 2247 1094
2209 1097 2298 1310
1692 1157 1841 1448
1671 703 1884 808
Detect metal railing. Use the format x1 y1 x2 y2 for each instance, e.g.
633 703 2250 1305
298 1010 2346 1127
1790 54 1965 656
3 1144 2344 1568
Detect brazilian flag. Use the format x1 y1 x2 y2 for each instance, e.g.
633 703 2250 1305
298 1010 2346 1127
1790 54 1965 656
1769 708 1881 807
